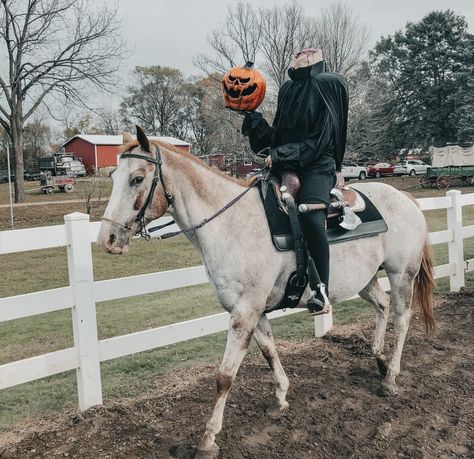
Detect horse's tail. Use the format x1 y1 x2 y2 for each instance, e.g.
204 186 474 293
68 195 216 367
413 237 436 332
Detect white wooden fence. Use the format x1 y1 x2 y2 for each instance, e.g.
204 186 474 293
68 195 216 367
0 189 473 411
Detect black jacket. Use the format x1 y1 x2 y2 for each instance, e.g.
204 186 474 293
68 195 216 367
242 61 349 173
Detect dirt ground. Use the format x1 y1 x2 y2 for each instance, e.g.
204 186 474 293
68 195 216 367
0 292 473 459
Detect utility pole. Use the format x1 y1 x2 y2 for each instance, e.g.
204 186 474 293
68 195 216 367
6 144 14 228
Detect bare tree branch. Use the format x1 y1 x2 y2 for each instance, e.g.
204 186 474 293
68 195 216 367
0 0 123 202
313 2 369 75
194 3 261 78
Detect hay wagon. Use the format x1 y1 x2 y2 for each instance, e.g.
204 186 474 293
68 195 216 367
420 145 474 190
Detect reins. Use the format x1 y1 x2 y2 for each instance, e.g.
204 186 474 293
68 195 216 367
104 145 264 241
148 183 257 239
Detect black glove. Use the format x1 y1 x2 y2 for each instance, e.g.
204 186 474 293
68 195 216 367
241 111 263 136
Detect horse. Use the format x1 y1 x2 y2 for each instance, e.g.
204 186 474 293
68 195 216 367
97 127 435 458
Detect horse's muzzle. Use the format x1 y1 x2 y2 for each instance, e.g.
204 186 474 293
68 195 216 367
97 224 130 255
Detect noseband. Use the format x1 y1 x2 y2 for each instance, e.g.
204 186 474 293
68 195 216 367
102 145 174 237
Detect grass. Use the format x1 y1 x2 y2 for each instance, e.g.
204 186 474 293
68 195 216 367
0 178 111 230
0 178 112 205
0 178 473 431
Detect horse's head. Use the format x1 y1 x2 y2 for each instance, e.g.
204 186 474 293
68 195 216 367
97 126 172 254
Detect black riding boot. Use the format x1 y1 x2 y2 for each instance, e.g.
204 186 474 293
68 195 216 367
301 208 331 314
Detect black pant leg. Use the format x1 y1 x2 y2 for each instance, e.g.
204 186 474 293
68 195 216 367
301 210 330 287
297 171 334 288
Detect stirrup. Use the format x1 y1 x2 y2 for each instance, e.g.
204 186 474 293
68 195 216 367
309 303 331 316
307 284 331 316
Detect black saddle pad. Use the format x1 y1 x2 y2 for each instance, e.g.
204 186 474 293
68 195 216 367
259 178 388 251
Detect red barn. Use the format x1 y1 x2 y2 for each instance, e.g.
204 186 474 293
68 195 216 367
62 134 191 173
234 159 262 177
203 153 225 170
203 154 261 177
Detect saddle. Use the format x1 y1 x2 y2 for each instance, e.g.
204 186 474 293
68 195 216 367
273 177 366 219
259 172 388 313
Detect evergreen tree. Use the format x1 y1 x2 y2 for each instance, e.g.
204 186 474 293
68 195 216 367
371 10 474 149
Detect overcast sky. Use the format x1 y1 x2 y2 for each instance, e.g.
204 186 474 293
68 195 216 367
117 0 474 76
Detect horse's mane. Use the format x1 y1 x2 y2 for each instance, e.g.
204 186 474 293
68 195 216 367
118 139 258 188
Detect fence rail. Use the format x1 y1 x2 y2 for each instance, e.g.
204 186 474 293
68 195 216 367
0 190 473 411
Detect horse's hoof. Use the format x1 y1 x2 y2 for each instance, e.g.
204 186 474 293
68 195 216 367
377 382 399 397
266 401 289 419
376 356 388 377
194 444 219 459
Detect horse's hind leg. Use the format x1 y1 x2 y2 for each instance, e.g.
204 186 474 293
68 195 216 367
359 276 391 376
253 314 289 417
381 270 416 394
196 307 260 458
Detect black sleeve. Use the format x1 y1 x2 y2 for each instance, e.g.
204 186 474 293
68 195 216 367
269 133 326 170
270 73 349 172
241 111 275 154
314 74 349 172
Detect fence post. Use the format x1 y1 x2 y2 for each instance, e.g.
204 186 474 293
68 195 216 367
314 307 333 338
446 190 465 292
65 212 103 410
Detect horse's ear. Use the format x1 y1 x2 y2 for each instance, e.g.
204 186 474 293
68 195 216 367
136 125 150 152
122 131 133 144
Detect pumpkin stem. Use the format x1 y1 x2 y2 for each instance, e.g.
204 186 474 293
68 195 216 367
243 61 254 69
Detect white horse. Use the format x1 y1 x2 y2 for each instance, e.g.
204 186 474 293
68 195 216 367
98 128 435 458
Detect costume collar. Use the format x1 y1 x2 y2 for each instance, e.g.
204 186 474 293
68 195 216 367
288 61 326 81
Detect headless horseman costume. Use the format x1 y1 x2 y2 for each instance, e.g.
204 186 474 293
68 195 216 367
242 58 349 313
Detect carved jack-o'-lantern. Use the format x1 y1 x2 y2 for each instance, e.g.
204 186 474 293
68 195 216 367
222 61 266 111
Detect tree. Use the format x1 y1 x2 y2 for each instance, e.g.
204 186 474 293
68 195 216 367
121 66 189 138
196 1 369 90
0 125 8 169
61 112 102 140
183 76 249 162
259 2 316 89
0 0 123 202
82 169 108 215
313 3 369 75
346 62 396 161
371 10 474 150
194 3 261 79
23 117 52 170
97 107 122 135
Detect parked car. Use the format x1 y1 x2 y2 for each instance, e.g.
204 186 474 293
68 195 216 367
0 171 14 182
24 170 41 181
366 162 394 178
393 160 430 176
341 161 366 180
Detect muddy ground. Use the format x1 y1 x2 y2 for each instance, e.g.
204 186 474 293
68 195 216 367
1 292 473 459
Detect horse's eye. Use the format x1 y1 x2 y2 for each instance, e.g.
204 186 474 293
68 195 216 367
130 176 145 186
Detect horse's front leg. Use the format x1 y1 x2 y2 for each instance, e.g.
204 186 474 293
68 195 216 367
253 314 289 417
196 307 260 458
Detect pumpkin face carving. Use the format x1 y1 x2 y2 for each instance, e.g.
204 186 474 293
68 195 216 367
222 61 266 111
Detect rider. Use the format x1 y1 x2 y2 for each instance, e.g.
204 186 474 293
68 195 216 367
241 48 349 314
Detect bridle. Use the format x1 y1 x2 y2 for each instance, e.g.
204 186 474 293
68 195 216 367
102 144 264 241
102 144 174 238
